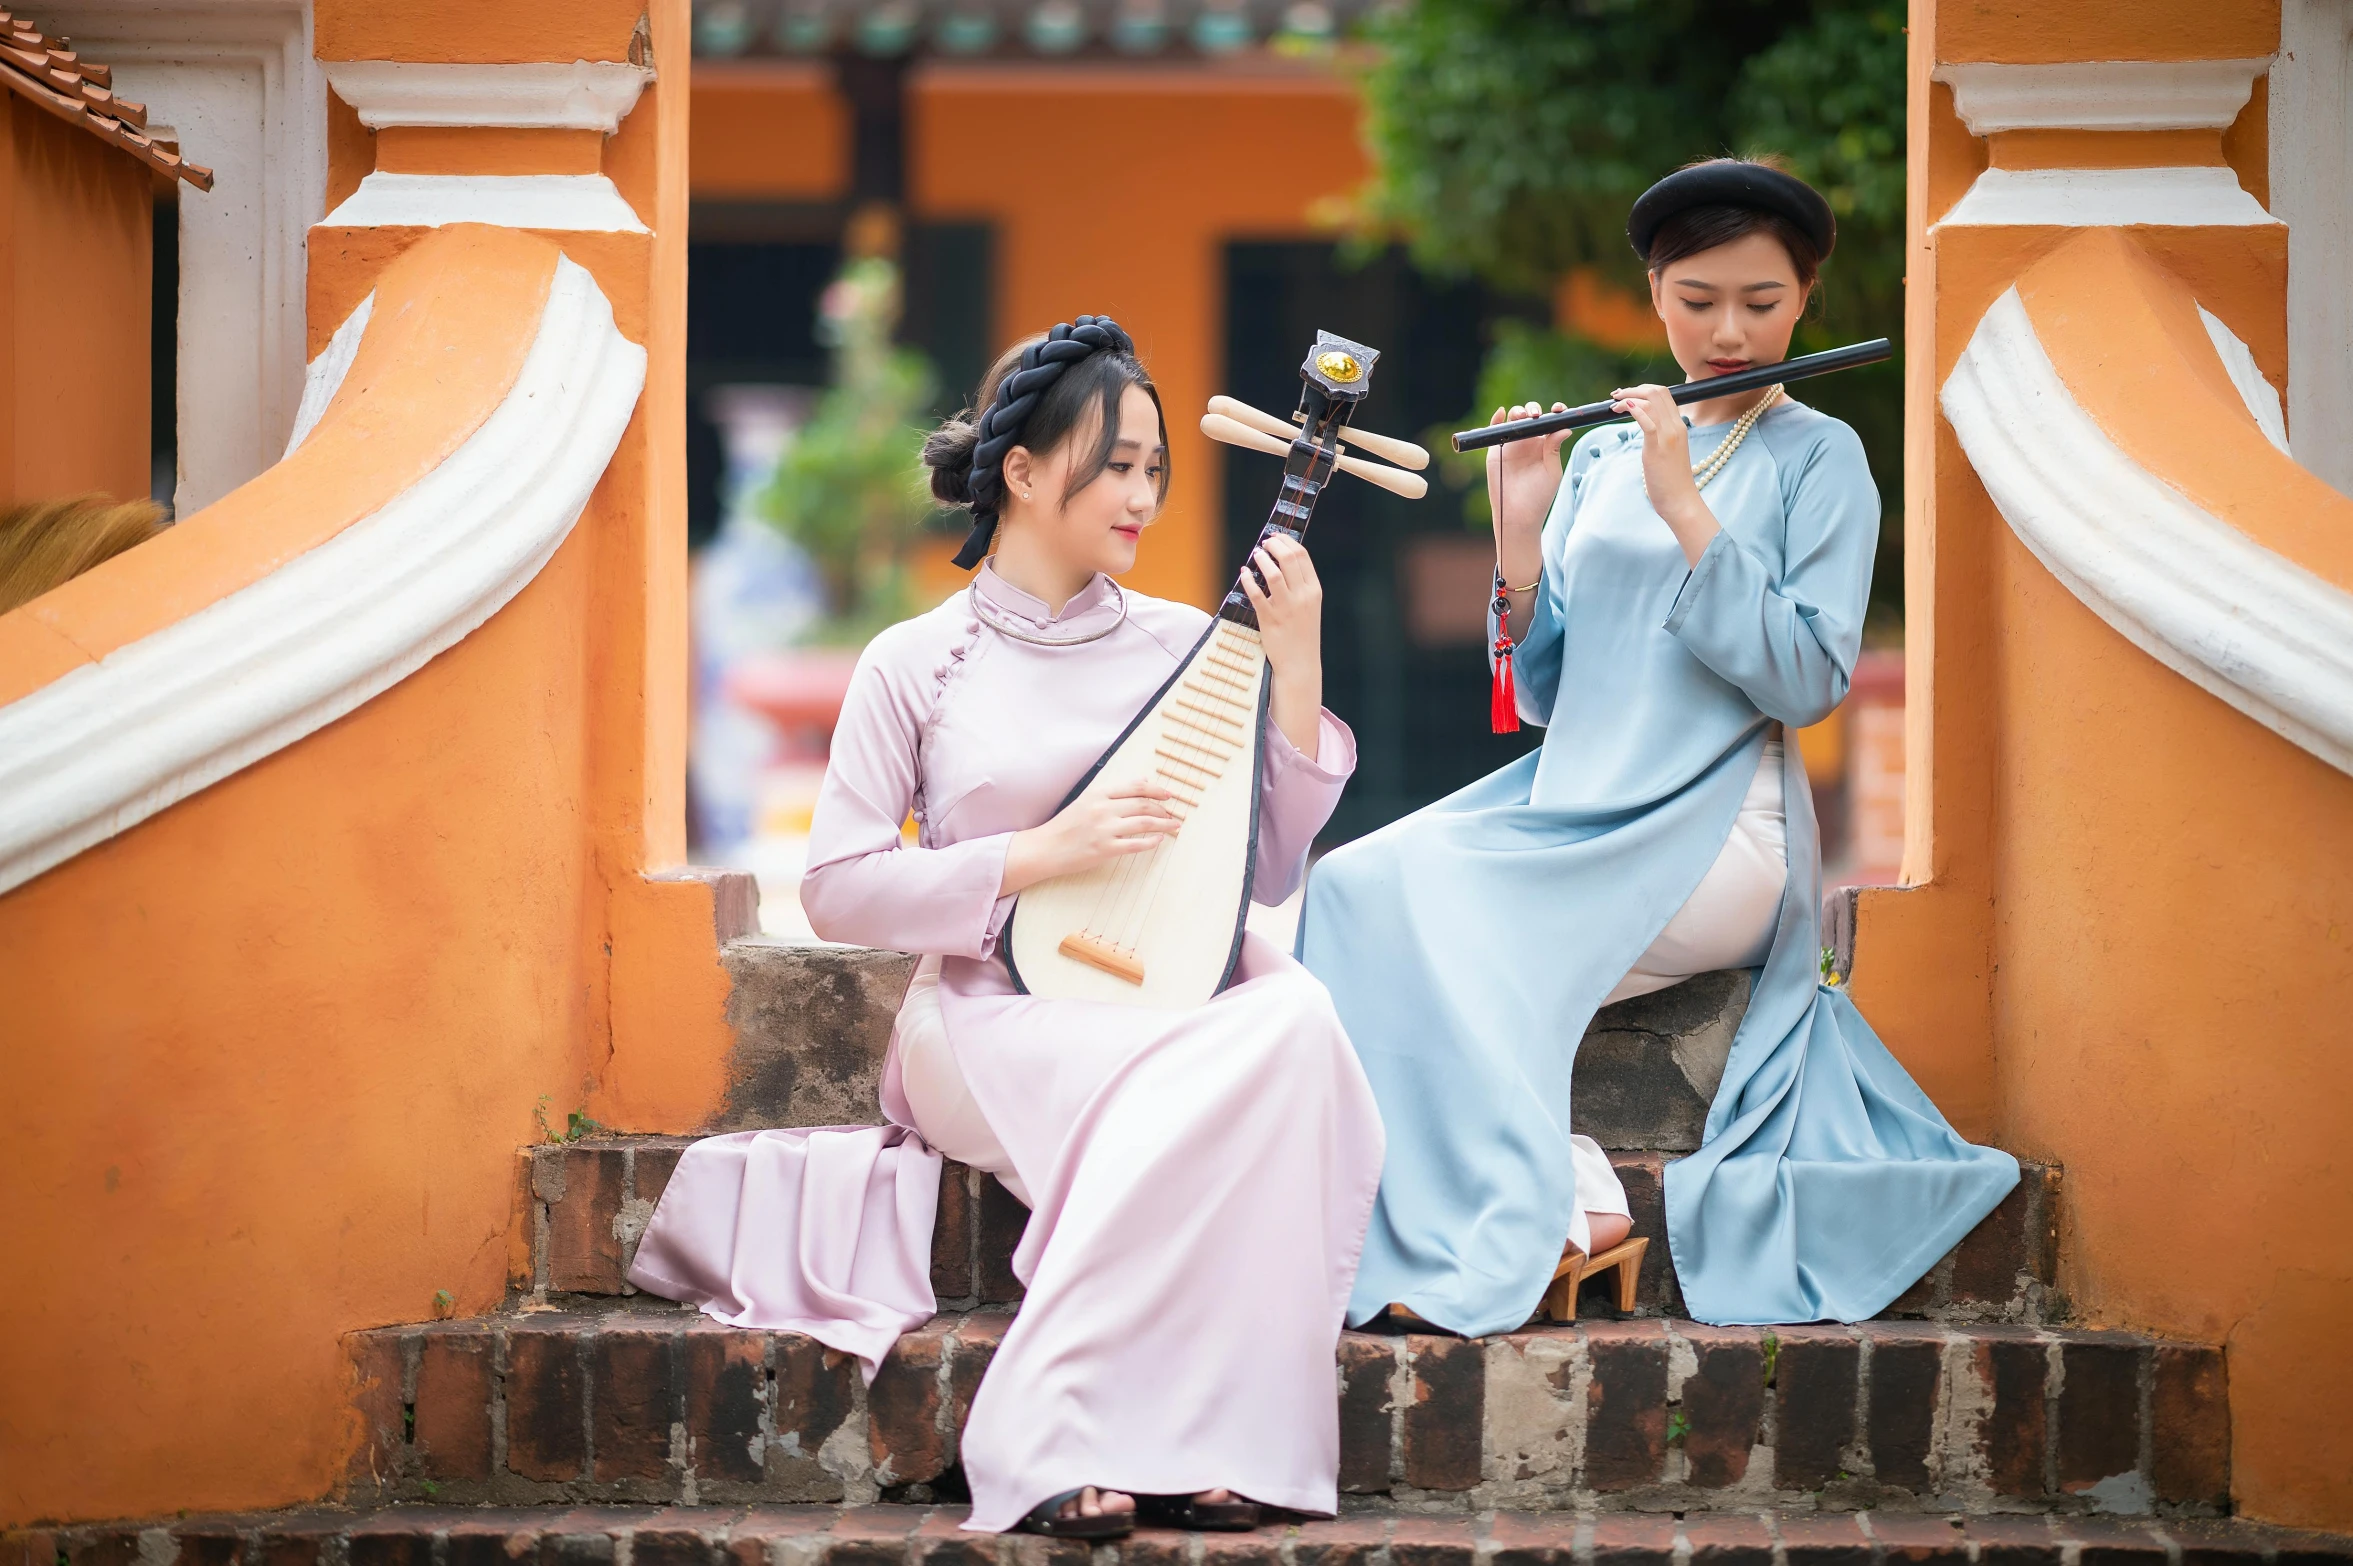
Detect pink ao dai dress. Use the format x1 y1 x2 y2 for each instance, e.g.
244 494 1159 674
626 564 1385 1531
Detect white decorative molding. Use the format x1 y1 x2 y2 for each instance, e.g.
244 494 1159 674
324 172 650 233
283 293 373 457
323 60 655 133
1934 59 2271 133
1942 288 2353 776
2197 305 2291 454
0 257 648 896
2269 0 2353 495
1939 165 2273 227
34 1 328 515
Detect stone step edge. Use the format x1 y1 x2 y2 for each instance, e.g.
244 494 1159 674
13 1504 2349 1566
524 1137 2064 1326
718 951 1755 1155
344 1307 2228 1517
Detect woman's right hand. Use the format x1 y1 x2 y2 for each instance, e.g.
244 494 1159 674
1486 402 1571 636
999 777 1182 896
1485 401 1573 543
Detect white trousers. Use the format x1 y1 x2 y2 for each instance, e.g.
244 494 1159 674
897 739 1789 1228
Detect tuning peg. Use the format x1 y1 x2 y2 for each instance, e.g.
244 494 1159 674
1201 411 1429 501
1206 395 1429 473
1294 412 1429 471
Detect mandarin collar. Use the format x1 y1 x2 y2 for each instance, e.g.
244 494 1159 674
973 562 1125 634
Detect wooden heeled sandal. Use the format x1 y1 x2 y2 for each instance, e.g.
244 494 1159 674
1539 1235 1648 1321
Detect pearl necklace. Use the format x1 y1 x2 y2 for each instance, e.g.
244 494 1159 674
967 580 1130 646
1690 385 1782 492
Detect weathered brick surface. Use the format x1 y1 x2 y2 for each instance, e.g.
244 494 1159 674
347 1331 409 1488
1948 1176 2036 1306
1684 1514 1774 1566
88 1513 2341 1566
1773 1327 1858 1491
945 1313 1005 1468
1776 1513 1871 1566
1968 1514 2063 1566
867 1326 948 1484
1606 1154 1680 1312
592 1328 676 1482
1975 1328 2049 1499
771 1334 858 1501
1399 1334 1483 1491
1677 1326 1764 1488
508 1327 589 1482
2064 1515 2172 1566
1582 1321 1668 1490
2054 1332 2143 1494
416 1329 495 1481
1290 1515 1390 1566
531 1134 2059 1329
2152 1342 2230 1507
683 1328 765 1485
1334 1332 1395 1493
343 1307 2227 1513
974 1177 1028 1305
1872 1514 1970 1566
1388 1514 1478 1566
930 1164 975 1303
548 1148 629 1294
1861 1325 1942 1491
1486 1511 1572 1566
1589 1514 1677 1566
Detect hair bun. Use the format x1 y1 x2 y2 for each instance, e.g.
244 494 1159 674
922 416 981 507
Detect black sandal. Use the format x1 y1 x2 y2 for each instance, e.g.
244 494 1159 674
1135 1494 1262 1532
1017 1488 1137 1539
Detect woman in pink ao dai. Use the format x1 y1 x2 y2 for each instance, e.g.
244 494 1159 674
626 318 1384 1537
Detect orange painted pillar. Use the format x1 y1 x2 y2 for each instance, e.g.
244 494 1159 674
1858 0 2353 1531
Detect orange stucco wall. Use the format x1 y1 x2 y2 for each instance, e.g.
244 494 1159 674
689 62 1369 611
914 66 1366 610
1848 0 2353 1530
691 61 847 199
0 95 151 506
0 0 733 1527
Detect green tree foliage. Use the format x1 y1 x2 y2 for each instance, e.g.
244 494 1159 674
758 256 940 641
1359 0 1907 623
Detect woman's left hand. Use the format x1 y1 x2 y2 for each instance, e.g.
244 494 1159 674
1241 533 1324 761
1612 383 1720 566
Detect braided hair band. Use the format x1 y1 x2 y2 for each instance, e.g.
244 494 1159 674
950 315 1136 570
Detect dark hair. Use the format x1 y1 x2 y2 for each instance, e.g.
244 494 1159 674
1646 204 1821 290
1642 157 1821 290
922 319 1169 568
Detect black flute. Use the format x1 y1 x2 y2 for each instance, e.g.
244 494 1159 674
1451 337 1893 453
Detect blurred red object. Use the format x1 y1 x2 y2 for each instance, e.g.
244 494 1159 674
724 649 863 760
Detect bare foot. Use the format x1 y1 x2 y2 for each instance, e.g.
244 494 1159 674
1056 1487 1136 1521
1197 1489 1236 1504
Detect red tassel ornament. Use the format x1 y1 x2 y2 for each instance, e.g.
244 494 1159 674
1490 571 1520 734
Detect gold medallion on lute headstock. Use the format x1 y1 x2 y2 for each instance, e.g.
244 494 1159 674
1002 332 1430 1009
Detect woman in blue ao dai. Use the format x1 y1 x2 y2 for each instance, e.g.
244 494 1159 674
1298 160 2020 1336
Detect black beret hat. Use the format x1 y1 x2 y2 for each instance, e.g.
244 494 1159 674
1627 159 1837 263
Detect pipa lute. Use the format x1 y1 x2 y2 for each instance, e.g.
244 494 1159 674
1002 330 1418 1008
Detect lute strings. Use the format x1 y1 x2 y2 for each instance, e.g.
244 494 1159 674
1061 621 1265 978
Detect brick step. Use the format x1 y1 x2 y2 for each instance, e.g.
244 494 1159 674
19 1503 2348 1566
716 946 1754 1155
344 1301 2225 1517
527 1139 2062 1326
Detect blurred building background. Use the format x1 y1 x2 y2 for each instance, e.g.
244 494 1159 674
679 0 1907 931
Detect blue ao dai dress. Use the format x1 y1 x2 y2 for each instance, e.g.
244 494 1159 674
1298 398 2019 1335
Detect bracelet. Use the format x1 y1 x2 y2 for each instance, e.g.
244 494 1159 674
1505 575 1540 593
